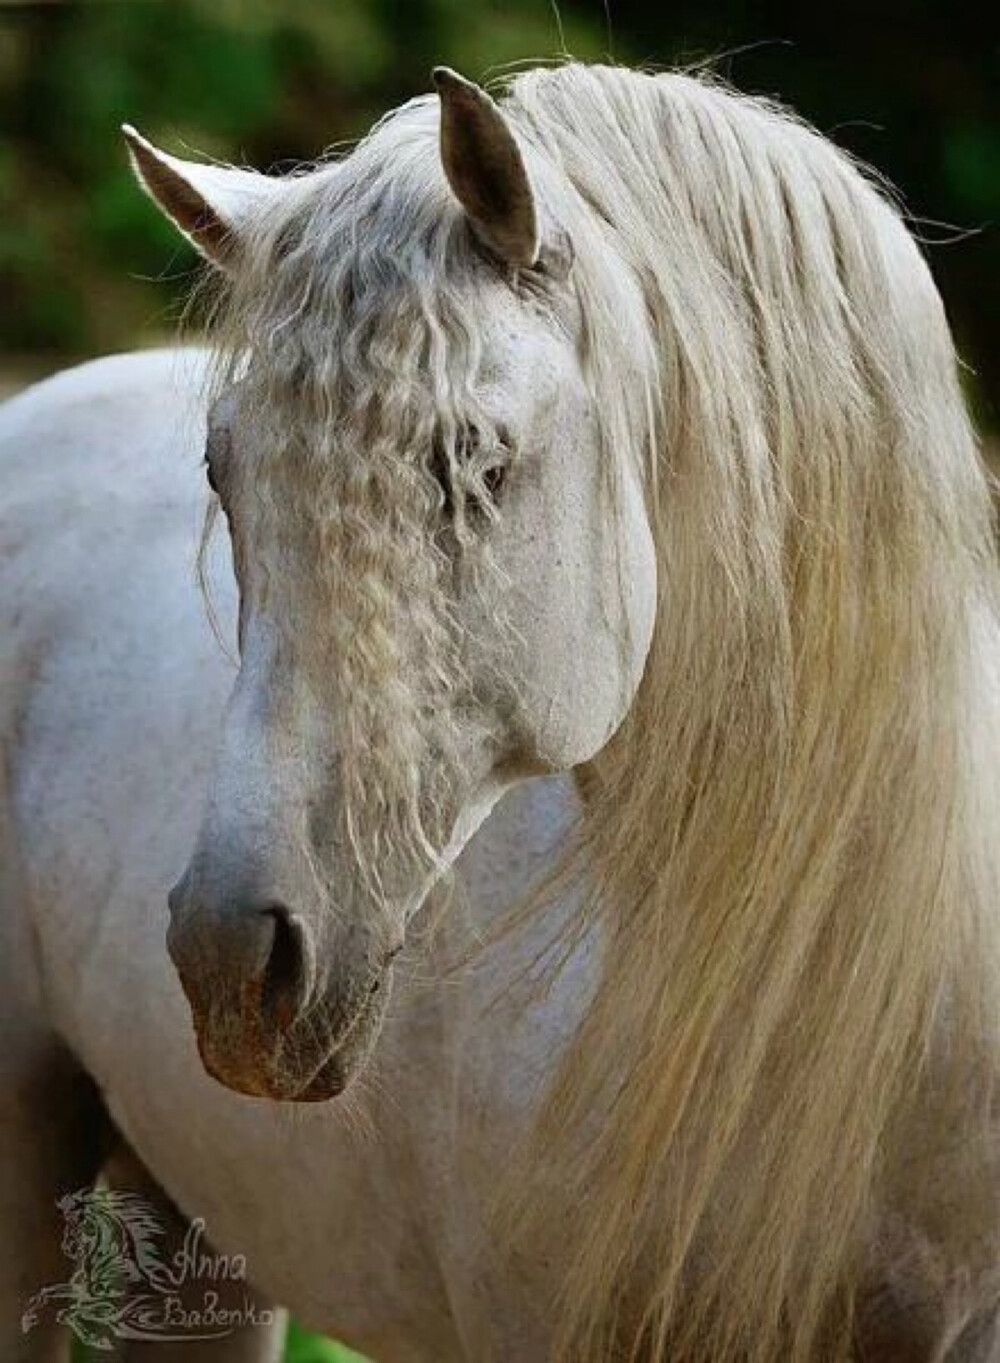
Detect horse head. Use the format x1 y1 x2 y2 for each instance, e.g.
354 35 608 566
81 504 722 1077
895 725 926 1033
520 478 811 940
125 69 656 1101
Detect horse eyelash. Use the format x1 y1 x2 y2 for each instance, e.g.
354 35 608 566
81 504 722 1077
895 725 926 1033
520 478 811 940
430 425 513 521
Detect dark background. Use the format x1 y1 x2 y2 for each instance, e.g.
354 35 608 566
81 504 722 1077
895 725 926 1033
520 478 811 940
0 0 996 424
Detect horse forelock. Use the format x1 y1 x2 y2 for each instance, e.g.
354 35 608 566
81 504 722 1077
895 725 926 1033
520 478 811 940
195 64 1000 1360
200 98 516 891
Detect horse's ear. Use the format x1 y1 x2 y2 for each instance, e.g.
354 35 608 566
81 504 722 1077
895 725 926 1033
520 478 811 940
122 125 282 270
433 67 541 271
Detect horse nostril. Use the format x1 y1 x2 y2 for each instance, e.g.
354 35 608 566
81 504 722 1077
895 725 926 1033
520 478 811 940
260 906 308 1031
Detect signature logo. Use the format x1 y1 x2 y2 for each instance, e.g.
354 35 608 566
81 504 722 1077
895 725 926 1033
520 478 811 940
22 1186 273 1350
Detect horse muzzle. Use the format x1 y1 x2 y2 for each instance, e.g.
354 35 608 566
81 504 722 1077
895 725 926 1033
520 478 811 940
166 872 395 1101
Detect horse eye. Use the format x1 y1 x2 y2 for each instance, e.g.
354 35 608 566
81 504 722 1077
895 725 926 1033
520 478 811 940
475 428 513 513
204 457 220 496
481 462 507 502
431 425 512 523
430 434 455 518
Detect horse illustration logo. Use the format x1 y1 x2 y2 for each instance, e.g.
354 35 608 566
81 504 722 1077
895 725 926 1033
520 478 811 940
22 1187 271 1350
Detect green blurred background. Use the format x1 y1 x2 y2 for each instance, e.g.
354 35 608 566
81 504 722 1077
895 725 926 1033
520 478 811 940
0 0 997 423
2 0 995 1357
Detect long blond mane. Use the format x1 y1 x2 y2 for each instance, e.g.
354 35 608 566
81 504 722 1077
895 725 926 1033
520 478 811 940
204 63 1000 1361
501 66 1000 1360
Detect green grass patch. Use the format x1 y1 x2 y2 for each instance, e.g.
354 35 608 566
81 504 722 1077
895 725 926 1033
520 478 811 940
71 1321 367 1360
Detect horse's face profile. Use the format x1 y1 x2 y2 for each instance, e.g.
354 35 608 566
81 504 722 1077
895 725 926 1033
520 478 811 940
130 70 656 1100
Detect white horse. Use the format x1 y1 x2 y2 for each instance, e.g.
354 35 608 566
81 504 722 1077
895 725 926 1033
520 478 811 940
2 62 999 1363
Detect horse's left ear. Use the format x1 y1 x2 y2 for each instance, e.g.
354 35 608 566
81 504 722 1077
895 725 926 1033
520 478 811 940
434 67 567 275
122 125 284 270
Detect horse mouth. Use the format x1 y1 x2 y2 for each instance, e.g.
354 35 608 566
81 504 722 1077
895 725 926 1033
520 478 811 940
190 973 389 1103
294 1052 351 1102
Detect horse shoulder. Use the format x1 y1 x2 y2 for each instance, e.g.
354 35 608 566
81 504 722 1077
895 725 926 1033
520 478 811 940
0 348 233 1049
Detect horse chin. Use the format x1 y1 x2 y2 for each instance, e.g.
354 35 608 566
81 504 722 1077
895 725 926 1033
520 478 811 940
281 998 386 1102
293 1053 352 1102
193 979 388 1104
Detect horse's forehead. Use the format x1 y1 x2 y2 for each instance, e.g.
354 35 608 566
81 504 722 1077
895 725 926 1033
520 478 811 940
214 272 574 449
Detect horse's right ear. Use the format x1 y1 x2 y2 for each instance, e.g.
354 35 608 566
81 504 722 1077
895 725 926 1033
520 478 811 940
122 125 283 270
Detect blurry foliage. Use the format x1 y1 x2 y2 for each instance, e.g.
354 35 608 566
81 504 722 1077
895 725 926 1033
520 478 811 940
0 0 995 418
0 0 603 358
